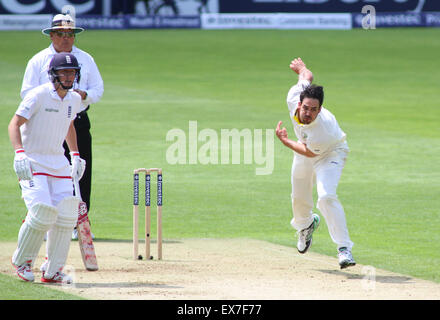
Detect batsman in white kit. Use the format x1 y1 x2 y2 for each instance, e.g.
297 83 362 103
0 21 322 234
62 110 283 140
276 58 356 269
8 52 86 283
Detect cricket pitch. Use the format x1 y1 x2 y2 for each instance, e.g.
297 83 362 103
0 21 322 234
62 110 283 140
1 239 439 300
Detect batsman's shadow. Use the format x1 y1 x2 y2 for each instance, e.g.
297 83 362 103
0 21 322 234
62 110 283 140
318 269 413 284
73 282 183 289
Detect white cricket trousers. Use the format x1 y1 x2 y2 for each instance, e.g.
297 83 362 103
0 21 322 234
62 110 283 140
20 174 73 209
290 149 353 250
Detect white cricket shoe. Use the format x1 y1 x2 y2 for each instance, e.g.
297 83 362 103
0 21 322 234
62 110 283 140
297 214 320 254
338 247 356 269
41 271 73 284
13 260 35 282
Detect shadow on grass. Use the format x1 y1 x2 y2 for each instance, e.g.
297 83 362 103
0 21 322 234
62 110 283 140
318 269 412 284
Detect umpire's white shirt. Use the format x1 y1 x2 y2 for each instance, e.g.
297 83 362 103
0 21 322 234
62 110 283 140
16 82 82 176
21 43 103 111
287 80 348 156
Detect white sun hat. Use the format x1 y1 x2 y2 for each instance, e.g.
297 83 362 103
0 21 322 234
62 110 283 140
42 13 84 35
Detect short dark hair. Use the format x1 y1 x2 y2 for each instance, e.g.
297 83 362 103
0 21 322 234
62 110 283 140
300 84 324 106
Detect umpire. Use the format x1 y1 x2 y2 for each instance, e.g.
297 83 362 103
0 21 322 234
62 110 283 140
21 13 104 239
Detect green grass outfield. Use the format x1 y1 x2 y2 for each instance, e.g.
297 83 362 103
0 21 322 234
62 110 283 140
0 28 439 299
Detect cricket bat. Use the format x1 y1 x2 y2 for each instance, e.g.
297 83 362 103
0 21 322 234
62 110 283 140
74 178 99 271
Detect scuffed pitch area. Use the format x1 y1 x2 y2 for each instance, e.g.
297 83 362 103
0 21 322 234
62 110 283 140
1 239 440 300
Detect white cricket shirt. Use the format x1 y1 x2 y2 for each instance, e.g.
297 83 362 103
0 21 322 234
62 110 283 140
21 43 103 111
287 80 348 156
16 82 83 174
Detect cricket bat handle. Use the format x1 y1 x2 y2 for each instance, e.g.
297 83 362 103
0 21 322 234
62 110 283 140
73 177 82 201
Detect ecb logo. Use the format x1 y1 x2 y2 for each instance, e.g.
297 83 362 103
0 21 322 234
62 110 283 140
0 0 95 15
362 5 376 30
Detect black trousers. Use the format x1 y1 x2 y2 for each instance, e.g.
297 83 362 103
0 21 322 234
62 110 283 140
63 109 92 214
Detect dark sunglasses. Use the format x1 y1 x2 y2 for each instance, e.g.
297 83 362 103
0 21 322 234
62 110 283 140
54 31 75 38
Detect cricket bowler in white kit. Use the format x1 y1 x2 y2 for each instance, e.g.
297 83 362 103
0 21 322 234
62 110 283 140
276 58 355 269
8 52 86 283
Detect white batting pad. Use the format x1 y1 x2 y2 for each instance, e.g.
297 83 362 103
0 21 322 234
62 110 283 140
45 197 79 277
12 203 58 267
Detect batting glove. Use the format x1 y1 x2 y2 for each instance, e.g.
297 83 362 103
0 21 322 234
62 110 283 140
13 148 33 181
70 152 86 181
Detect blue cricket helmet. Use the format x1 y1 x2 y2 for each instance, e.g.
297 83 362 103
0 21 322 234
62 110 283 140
48 52 81 85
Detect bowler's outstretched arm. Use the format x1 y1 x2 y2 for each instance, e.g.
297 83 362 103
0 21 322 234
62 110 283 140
290 57 314 82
